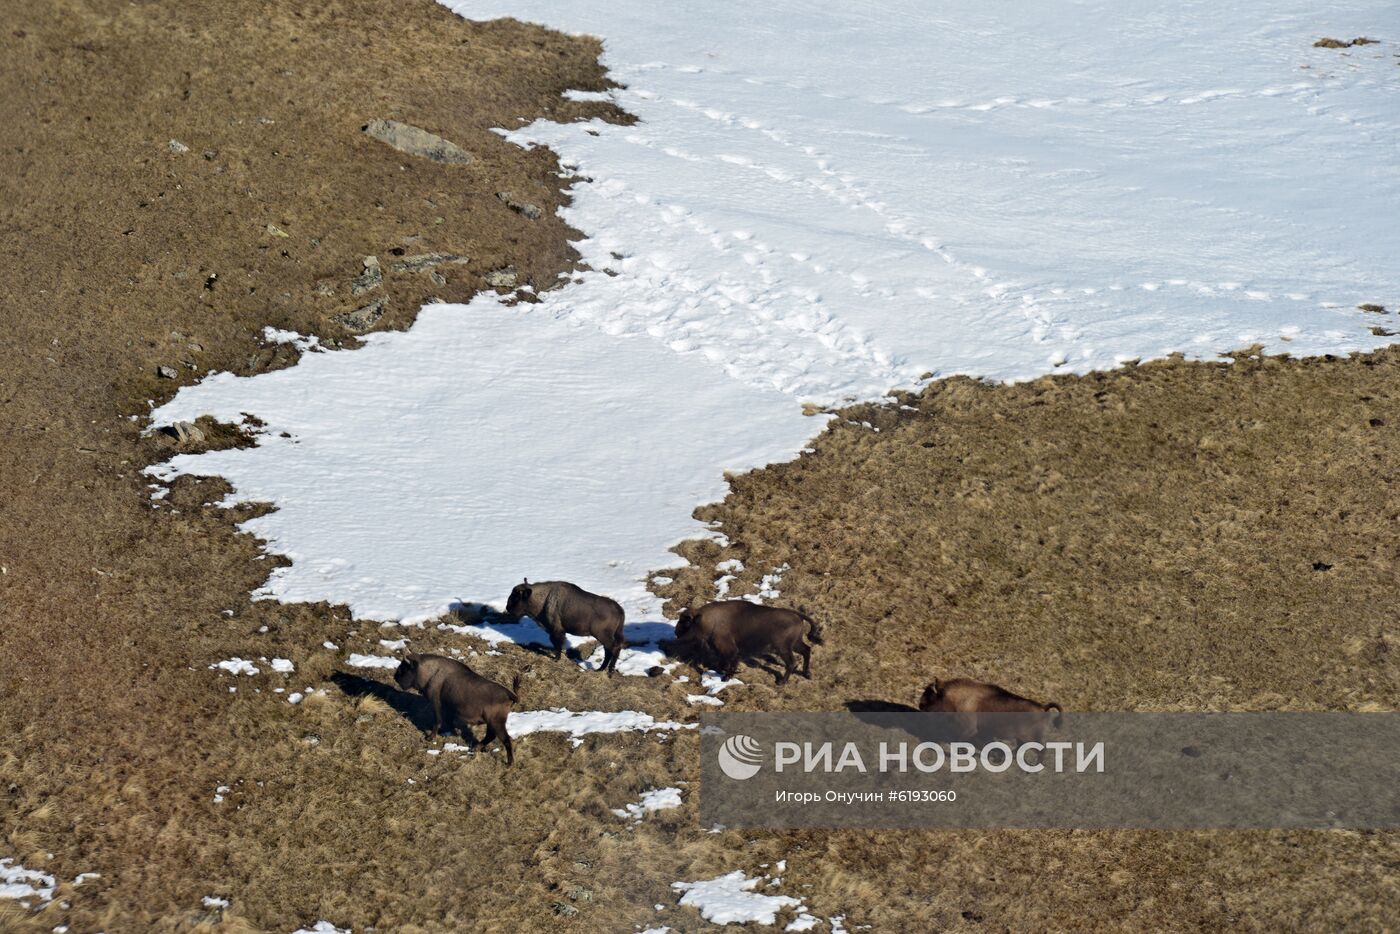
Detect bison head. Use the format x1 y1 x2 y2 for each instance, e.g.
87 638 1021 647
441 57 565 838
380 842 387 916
917 679 943 711
394 654 422 691
674 607 695 639
505 579 534 619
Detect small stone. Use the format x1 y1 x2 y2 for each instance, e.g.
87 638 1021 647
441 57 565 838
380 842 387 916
484 267 518 289
265 224 290 238
429 271 447 287
168 139 189 154
337 297 386 332
1358 303 1386 313
551 902 579 918
351 256 383 296
496 191 543 220
362 119 474 165
1313 37 1352 49
566 886 593 902
167 421 205 445
156 365 178 379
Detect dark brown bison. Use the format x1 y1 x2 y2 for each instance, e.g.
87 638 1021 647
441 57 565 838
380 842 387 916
394 653 521 765
918 677 1062 745
506 578 626 676
674 600 823 684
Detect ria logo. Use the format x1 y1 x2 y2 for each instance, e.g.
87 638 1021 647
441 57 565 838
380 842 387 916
717 734 764 780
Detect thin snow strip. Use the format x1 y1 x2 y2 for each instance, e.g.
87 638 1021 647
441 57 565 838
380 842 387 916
508 708 693 746
210 658 259 676
613 786 684 820
672 871 803 926
345 654 400 670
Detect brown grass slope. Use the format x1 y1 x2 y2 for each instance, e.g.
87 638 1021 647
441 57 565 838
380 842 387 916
3 0 1400 930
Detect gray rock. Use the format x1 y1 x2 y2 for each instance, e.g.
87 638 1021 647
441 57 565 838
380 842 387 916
484 267 518 289
336 297 386 332
168 139 189 154
390 253 470 274
551 902 579 919
428 271 447 287
156 365 178 379
167 421 205 445
496 191 543 220
351 256 383 296
362 119 474 165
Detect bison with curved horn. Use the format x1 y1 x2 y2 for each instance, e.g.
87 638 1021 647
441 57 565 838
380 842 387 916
394 653 521 765
674 600 824 684
506 578 627 676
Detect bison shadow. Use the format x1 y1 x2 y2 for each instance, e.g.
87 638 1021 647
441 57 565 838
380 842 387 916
446 599 564 656
844 699 969 743
660 635 792 684
330 670 435 733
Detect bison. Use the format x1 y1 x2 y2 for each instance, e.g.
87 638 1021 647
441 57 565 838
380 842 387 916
506 578 626 676
917 677 1061 746
674 600 824 684
394 653 520 765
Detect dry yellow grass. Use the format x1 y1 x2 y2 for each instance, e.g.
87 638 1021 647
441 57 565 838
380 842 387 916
4 0 1400 930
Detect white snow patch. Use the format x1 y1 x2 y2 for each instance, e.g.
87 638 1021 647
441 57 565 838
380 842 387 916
612 786 684 821
262 327 322 354
685 693 724 706
345 654 399 670
210 658 259 676
203 895 230 909
672 871 803 926
148 302 813 668
0 858 56 905
378 638 409 651
508 708 694 747
753 564 790 602
270 657 295 673
701 672 743 695
290 923 349 934
145 0 1398 664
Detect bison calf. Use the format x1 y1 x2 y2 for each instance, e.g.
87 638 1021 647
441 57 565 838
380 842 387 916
675 600 823 684
506 578 626 676
394 653 520 765
918 677 1061 746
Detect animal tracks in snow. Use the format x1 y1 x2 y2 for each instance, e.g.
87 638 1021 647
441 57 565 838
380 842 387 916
149 1 1398 684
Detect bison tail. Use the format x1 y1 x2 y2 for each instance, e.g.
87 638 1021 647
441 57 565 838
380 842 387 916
1045 702 1062 728
799 608 825 645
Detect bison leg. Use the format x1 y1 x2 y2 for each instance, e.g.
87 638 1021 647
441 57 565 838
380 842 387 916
604 629 626 677
797 641 812 678
427 693 445 739
778 646 796 685
549 626 567 661
488 713 514 766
